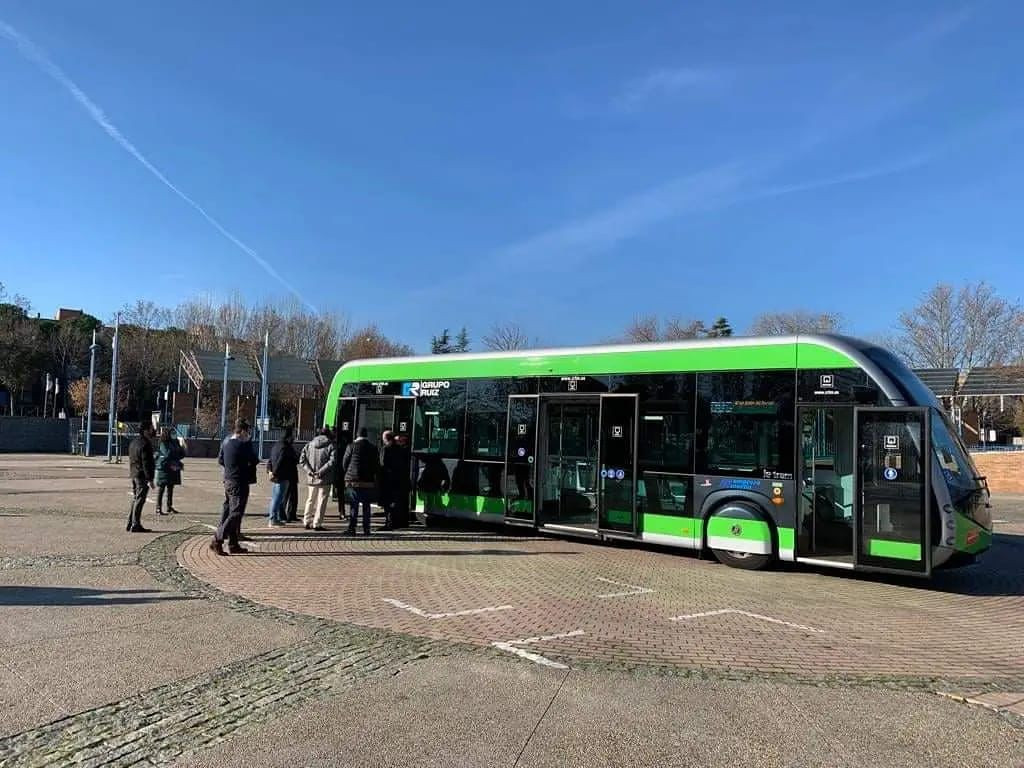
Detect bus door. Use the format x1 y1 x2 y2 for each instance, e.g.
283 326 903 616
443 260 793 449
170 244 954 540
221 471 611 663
354 397 395 448
598 394 639 536
392 396 415 443
504 395 538 525
854 407 931 575
334 397 357 503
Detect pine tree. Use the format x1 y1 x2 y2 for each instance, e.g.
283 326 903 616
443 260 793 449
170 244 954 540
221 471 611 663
430 329 453 354
707 317 733 338
454 327 470 353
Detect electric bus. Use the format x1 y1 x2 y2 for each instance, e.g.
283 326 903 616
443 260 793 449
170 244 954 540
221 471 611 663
324 334 992 576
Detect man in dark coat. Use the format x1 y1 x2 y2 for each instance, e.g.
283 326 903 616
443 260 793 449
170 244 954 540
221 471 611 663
343 428 379 535
210 418 259 555
126 421 156 533
267 428 298 527
379 431 412 529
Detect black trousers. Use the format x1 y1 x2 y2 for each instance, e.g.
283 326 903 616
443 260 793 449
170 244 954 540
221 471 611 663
286 480 298 521
127 477 149 530
215 480 250 546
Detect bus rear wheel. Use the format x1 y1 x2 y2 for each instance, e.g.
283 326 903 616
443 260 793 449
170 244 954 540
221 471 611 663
710 547 773 570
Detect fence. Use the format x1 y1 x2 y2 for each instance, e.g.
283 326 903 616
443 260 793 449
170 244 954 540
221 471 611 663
0 417 73 453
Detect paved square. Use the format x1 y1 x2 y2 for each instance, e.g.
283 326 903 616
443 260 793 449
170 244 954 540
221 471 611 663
2 454 1023 767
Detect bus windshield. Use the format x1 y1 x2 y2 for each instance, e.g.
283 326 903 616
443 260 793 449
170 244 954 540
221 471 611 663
931 410 984 504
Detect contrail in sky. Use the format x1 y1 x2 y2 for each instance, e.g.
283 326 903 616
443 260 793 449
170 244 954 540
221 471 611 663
0 20 317 312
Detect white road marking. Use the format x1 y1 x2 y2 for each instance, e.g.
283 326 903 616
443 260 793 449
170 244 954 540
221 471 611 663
992 519 1009 524
382 598 513 620
669 609 823 634
491 630 585 669
594 576 654 599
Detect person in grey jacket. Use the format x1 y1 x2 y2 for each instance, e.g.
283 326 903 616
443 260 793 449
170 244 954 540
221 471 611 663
299 427 337 530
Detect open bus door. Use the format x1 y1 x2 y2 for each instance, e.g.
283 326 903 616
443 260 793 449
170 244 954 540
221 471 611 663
854 407 931 575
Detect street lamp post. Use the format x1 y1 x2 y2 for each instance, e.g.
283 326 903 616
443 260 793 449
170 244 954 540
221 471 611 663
219 343 233 436
258 331 269 460
106 313 120 461
85 330 97 456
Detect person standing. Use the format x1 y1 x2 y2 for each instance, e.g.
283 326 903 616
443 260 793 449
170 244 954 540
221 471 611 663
126 421 156 533
210 418 259 556
299 426 337 531
154 428 184 516
393 433 413 528
266 428 297 528
343 427 379 536
377 430 397 530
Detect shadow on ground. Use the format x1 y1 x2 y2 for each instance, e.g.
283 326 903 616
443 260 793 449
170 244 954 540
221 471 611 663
0 586 194 607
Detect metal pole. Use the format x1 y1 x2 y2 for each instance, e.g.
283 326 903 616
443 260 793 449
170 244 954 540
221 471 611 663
219 342 230 435
85 330 97 456
106 314 120 460
258 331 269 460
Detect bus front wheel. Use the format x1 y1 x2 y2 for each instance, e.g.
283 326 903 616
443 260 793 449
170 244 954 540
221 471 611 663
710 548 773 571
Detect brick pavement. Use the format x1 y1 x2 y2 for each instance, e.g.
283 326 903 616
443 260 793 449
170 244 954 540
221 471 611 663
179 521 1024 685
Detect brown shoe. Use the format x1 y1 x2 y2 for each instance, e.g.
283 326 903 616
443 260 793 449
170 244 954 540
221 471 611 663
209 539 227 556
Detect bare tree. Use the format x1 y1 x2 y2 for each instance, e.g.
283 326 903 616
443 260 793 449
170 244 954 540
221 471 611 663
897 282 1024 369
749 310 843 336
482 322 533 351
174 296 220 350
0 282 32 312
663 318 707 340
623 315 710 343
342 324 414 359
624 315 661 343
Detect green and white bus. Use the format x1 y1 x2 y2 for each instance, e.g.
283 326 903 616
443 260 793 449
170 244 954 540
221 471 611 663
324 334 992 576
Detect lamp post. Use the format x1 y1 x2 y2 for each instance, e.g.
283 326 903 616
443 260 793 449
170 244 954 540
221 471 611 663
219 343 234 435
106 313 120 461
258 331 270 460
85 330 97 456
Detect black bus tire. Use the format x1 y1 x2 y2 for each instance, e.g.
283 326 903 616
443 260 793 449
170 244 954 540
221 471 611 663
710 547 773 570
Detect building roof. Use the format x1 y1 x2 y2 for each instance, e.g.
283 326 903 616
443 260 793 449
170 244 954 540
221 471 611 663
254 353 319 387
315 359 344 388
911 368 959 398
960 367 1024 396
183 350 261 385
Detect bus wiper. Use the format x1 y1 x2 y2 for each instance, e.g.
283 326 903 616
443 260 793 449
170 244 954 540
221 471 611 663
973 474 991 501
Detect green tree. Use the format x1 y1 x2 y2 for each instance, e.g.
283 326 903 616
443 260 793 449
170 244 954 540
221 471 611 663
707 317 733 337
454 327 470 353
0 302 44 414
431 329 453 354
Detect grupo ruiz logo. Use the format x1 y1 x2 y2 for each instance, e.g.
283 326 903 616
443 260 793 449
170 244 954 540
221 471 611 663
402 380 450 397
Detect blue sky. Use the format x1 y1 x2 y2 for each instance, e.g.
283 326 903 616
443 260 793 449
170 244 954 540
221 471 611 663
1 1 1021 352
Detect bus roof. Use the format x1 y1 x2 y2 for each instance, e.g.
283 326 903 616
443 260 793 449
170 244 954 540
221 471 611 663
328 334 903 399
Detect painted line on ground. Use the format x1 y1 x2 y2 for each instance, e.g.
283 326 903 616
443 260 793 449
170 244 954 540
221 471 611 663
594 576 654 599
669 608 823 634
382 598 514 620
992 519 1009 524
491 630 585 670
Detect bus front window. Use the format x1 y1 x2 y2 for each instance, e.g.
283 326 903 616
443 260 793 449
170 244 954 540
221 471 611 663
931 410 985 512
